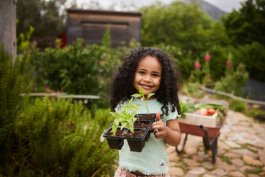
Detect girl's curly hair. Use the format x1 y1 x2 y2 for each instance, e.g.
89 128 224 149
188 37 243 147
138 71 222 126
110 47 180 116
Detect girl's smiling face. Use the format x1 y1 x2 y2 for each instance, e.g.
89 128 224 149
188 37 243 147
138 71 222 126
134 55 162 96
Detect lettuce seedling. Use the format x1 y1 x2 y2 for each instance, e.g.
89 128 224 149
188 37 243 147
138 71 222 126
110 97 139 134
131 86 155 113
110 86 155 134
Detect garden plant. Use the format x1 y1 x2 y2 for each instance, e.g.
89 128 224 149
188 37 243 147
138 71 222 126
103 87 156 152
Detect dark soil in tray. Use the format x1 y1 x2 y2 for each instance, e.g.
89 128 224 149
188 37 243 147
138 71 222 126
105 128 146 138
103 113 157 151
135 114 156 122
134 121 152 129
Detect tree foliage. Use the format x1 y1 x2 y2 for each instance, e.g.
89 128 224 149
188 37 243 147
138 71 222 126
17 0 67 49
234 42 265 81
222 0 265 46
140 1 228 53
222 0 265 81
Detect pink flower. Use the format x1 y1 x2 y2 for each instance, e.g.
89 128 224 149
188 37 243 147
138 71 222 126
204 53 211 61
194 60 201 70
226 59 233 68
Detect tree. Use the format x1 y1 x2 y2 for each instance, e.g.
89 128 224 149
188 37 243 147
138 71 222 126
223 0 265 46
222 0 265 81
17 0 67 49
140 1 227 53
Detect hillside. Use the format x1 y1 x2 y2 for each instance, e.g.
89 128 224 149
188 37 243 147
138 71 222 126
184 0 227 20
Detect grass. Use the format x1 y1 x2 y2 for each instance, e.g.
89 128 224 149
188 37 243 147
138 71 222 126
219 154 232 165
244 167 263 174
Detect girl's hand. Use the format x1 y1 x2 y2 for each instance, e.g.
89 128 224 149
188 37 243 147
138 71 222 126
152 113 168 139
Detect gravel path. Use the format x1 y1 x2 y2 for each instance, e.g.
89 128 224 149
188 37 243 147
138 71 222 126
168 111 265 177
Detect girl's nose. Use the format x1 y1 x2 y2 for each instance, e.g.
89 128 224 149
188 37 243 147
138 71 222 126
143 75 151 82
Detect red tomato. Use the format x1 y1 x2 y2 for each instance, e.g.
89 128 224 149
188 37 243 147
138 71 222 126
207 108 216 115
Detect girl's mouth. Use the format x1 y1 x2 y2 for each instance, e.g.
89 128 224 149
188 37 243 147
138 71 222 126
140 84 153 90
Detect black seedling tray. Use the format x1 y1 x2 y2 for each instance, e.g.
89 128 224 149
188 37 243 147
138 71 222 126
103 125 150 152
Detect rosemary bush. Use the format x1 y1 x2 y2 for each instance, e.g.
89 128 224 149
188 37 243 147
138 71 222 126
0 46 31 172
11 98 117 177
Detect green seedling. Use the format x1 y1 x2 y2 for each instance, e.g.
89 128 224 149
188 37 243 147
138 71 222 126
131 86 155 113
110 86 155 134
110 97 139 134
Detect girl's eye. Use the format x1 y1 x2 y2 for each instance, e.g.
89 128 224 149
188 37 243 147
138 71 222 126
152 73 161 78
138 71 145 75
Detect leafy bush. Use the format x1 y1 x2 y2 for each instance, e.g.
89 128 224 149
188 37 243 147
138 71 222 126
0 45 117 176
247 105 265 122
31 39 119 94
234 42 265 82
0 46 31 168
1 98 117 177
156 44 192 81
214 63 249 96
205 45 236 81
29 39 140 106
228 99 247 112
181 82 204 98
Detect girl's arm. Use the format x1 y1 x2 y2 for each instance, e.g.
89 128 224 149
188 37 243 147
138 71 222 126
152 114 181 146
164 119 182 146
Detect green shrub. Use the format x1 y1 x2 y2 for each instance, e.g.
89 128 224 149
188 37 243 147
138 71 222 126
29 39 141 107
214 63 249 96
234 42 265 82
247 106 265 122
229 100 247 112
30 39 121 95
1 98 117 177
0 46 31 169
205 45 235 81
181 82 204 98
156 44 193 81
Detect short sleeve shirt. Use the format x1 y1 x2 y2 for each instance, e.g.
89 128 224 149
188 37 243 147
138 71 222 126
115 98 178 175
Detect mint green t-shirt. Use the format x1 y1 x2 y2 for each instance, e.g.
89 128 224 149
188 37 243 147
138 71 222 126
115 98 178 175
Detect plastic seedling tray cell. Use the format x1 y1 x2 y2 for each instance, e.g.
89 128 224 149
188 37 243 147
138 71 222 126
126 128 150 152
103 126 124 150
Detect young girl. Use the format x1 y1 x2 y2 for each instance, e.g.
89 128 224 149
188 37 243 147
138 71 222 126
110 47 181 177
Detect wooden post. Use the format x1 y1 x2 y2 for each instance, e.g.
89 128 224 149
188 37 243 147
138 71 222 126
0 0 17 59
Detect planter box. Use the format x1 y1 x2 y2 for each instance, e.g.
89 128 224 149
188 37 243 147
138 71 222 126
179 112 218 128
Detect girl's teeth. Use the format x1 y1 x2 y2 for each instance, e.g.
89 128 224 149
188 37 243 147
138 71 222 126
142 85 151 89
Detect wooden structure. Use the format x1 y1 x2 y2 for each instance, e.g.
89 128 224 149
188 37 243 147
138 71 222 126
0 0 17 58
66 9 141 47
